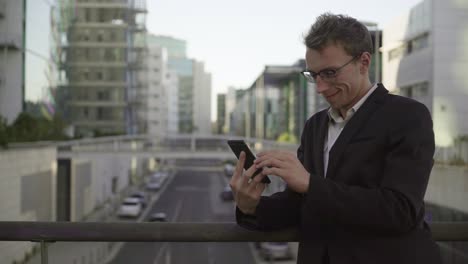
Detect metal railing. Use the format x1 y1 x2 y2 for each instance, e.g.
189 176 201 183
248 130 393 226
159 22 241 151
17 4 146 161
1 221 467 264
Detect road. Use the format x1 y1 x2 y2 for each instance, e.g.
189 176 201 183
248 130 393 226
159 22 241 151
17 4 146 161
109 161 257 264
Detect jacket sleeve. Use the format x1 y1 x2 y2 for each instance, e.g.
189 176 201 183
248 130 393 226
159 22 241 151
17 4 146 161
236 120 311 231
304 102 434 235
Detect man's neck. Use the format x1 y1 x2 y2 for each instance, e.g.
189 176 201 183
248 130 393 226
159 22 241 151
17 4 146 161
338 80 374 118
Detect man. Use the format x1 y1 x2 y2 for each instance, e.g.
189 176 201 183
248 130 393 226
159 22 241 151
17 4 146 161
230 13 442 264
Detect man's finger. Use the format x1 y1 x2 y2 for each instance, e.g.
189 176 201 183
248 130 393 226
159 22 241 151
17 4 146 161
232 151 245 180
253 183 266 197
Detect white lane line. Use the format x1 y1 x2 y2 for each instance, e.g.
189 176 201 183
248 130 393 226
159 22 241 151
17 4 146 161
152 198 184 264
103 172 176 264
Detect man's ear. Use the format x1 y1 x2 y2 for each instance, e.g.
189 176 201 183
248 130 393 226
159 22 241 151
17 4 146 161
360 52 372 74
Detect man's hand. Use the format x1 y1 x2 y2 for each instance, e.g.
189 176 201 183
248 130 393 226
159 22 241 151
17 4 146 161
253 150 310 193
229 151 266 215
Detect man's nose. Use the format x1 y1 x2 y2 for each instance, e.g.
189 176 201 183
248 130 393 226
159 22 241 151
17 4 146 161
315 76 330 94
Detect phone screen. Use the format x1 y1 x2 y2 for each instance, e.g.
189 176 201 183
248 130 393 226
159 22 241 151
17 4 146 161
227 140 271 184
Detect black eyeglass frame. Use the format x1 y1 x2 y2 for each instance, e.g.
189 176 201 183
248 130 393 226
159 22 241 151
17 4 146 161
301 53 362 83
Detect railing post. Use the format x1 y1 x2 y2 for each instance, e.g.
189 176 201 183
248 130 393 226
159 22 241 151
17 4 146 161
40 240 48 264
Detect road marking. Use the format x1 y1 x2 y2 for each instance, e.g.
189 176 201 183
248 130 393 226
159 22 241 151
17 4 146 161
152 198 184 264
103 171 176 264
175 186 209 192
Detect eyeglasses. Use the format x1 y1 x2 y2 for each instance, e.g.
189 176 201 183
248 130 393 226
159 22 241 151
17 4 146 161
301 54 361 83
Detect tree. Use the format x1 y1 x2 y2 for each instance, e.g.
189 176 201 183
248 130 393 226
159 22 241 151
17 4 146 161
277 132 298 144
3 112 69 144
0 115 8 149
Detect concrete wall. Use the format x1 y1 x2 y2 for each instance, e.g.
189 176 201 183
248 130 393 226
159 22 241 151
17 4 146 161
0 147 56 264
425 164 468 214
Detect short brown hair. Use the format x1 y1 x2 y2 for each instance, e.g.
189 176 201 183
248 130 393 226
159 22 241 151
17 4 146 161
304 13 373 57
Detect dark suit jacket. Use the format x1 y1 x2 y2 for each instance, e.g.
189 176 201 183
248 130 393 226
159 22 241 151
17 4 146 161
237 84 442 264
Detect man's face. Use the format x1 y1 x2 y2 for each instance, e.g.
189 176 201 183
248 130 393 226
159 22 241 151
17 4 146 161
305 44 367 113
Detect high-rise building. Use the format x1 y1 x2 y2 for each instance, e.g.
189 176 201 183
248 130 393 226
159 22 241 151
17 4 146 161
52 0 147 137
216 93 225 134
382 0 468 148
229 61 311 141
192 60 211 135
144 35 178 136
0 0 24 124
147 35 212 134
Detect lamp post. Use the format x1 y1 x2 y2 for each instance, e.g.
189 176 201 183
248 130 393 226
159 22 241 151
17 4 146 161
360 21 380 83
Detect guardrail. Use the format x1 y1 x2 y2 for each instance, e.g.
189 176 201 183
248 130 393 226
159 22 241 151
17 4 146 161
1 222 467 264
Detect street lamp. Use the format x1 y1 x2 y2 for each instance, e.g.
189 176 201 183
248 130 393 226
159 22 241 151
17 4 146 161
360 21 380 83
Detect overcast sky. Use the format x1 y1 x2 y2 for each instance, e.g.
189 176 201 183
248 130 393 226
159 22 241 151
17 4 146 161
146 0 424 121
25 0 424 120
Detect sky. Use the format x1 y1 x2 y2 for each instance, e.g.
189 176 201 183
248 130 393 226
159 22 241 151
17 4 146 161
25 0 424 121
146 0 424 121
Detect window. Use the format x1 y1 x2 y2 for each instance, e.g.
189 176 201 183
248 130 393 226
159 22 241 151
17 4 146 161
388 45 406 61
388 33 429 61
97 91 109 101
400 82 428 99
410 33 429 52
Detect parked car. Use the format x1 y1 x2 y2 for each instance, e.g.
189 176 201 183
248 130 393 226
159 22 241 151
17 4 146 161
220 186 234 201
118 197 143 218
146 178 162 191
224 163 235 176
129 191 149 208
148 212 167 222
151 170 169 183
259 242 293 261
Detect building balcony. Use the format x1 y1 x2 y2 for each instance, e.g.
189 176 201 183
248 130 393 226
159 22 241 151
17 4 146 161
73 22 129 29
72 120 125 128
0 32 22 49
64 41 128 48
75 0 146 12
65 61 128 69
59 80 127 88
69 100 127 107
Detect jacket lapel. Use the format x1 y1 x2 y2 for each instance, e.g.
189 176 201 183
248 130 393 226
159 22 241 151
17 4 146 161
313 110 329 177
325 84 388 179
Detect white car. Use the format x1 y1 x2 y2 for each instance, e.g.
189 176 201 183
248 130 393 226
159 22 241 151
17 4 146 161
259 242 293 261
146 178 162 191
148 212 167 222
224 163 235 176
151 171 169 183
118 197 143 218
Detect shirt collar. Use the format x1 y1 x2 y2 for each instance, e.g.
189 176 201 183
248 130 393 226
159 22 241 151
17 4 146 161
328 83 378 123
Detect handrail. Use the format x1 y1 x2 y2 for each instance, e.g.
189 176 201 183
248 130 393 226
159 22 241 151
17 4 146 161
0 222 467 242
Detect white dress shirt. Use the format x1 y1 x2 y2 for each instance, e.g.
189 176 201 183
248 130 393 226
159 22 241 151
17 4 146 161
323 83 378 177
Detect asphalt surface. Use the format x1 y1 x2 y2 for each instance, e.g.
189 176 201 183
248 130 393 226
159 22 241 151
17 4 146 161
109 162 256 264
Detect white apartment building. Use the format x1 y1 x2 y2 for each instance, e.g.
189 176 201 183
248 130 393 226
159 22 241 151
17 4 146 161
0 0 24 124
192 60 212 135
382 0 468 147
144 41 178 136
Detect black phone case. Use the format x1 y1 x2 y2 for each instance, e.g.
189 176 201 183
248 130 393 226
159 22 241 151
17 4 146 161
227 140 271 184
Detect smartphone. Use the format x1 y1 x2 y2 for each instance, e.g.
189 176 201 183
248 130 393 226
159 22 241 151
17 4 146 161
227 140 271 184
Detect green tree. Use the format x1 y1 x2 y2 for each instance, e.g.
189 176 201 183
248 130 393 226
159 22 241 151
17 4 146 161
277 132 298 144
0 115 8 148
5 112 69 143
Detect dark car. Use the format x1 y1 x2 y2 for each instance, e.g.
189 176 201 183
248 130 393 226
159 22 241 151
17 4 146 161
220 186 234 201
